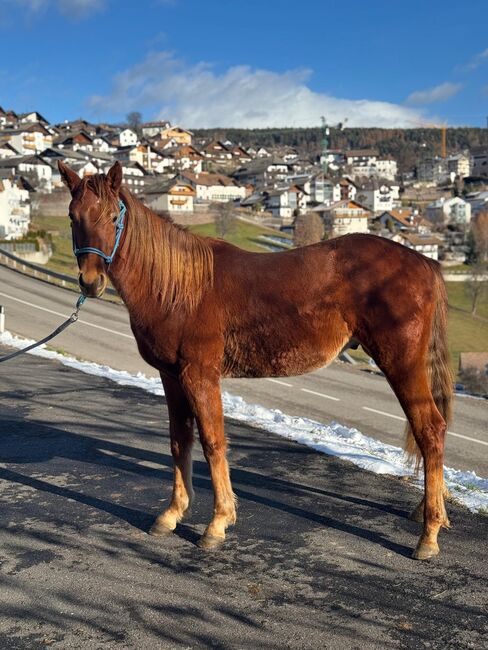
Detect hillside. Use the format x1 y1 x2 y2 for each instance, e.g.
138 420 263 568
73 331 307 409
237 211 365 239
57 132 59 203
192 127 488 174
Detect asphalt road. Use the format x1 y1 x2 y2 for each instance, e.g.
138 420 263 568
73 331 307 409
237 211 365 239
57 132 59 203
0 264 486 476
0 351 487 649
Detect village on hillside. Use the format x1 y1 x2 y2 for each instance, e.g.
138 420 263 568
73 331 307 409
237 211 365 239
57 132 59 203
0 106 487 266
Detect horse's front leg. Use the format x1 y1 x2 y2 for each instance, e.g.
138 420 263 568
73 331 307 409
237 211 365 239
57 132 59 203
181 366 236 549
149 374 195 536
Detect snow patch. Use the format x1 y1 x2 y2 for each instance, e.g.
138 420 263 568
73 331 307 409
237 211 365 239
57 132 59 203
1 330 487 514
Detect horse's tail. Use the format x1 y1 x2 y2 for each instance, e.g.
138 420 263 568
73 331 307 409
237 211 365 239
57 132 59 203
404 264 453 470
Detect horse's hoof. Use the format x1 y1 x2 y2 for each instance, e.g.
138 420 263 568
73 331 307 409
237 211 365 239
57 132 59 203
148 521 174 537
412 541 439 561
197 534 225 550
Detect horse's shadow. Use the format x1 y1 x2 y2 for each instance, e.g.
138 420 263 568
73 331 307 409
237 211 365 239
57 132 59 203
0 413 413 557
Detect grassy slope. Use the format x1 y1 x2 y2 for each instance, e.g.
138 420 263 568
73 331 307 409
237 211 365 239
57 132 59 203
188 220 292 252
29 215 487 375
445 281 488 373
31 214 79 276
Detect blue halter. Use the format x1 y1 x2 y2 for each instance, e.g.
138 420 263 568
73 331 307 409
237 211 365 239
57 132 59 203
73 199 127 266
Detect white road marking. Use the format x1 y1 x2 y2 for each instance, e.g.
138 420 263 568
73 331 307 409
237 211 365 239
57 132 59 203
266 378 293 387
362 406 405 421
362 406 488 447
447 431 488 446
0 291 133 339
301 388 340 401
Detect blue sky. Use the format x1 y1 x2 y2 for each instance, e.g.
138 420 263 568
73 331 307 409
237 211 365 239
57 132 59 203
0 0 487 128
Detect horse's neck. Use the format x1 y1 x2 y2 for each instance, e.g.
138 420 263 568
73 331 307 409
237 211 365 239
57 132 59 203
108 207 171 321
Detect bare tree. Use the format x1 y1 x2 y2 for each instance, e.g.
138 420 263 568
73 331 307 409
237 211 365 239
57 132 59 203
293 212 324 247
464 262 487 316
472 209 488 263
126 111 142 137
213 202 237 239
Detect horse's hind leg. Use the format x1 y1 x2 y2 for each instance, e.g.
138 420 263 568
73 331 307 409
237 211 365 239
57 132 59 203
409 483 451 527
383 361 448 559
150 374 195 536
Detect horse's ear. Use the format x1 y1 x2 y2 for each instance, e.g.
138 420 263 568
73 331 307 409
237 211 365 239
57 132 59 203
58 161 81 193
106 161 123 193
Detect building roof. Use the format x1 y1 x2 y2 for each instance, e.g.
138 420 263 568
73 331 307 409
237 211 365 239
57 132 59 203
0 154 50 168
395 232 442 246
312 199 371 215
181 171 240 187
142 178 195 196
459 352 488 374
379 209 416 227
345 149 379 158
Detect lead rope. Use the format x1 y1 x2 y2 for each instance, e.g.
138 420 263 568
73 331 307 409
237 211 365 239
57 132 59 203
0 294 86 364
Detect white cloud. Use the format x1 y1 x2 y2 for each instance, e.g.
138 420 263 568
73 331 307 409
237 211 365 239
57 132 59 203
87 51 428 128
457 47 488 72
406 82 462 105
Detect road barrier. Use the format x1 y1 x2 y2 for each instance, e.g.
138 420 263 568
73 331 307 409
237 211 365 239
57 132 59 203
0 248 118 297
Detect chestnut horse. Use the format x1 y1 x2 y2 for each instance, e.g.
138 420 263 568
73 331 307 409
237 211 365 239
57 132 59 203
59 161 453 560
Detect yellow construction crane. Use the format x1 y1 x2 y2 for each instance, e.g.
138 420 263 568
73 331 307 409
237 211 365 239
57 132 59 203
422 121 448 158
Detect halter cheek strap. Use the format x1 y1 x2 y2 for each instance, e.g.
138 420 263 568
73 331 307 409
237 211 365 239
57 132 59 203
73 199 127 266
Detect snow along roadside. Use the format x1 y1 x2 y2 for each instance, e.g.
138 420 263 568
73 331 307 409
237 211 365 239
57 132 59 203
1 329 487 514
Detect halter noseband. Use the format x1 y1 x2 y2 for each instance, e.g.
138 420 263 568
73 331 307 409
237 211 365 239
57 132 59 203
72 199 127 266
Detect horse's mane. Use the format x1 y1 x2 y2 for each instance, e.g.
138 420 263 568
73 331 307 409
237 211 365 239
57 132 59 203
83 175 214 313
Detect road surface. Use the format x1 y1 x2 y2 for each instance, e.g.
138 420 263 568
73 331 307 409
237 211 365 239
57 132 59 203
0 350 486 649
0 264 486 476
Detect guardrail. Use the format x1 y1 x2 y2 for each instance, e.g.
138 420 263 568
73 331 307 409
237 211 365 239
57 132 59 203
0 248 118 297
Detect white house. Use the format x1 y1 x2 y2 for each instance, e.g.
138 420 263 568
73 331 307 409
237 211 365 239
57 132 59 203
180 172 246 203
119 162 147 194
0 176 30 239
312 200 371 237
392 232 441 260
426 196 471 226
141 120 171 138
0 155 52 192
92 135 117 153
263 185 307 222
355 180 397 213
0 140 20 159
118 128 138 147
372 158 398 181
142 179 195 213
1 124 53 155
447 153 470 178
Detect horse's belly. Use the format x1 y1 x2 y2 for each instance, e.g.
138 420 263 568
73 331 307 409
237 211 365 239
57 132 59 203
222 338 338 379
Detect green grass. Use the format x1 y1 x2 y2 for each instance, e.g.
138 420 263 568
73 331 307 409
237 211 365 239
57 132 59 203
445 281 488 320
188 220 291 252
31 214 78 276
445 280 488 373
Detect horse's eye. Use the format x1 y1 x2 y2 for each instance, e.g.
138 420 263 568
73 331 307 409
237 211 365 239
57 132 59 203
112 215 118 223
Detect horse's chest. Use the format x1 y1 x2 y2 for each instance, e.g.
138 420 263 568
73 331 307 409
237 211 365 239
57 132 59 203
130 322 178 370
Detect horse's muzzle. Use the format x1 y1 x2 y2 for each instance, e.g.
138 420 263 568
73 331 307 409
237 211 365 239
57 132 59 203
79 272 107 298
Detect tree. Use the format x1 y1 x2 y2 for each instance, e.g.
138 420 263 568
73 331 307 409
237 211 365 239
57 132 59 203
464 262 487 316
293 212 324 247
472 209 488 263
126 111 142 137
213 202 237 239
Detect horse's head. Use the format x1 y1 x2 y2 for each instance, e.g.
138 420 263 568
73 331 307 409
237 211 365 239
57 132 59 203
58 161 123 298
